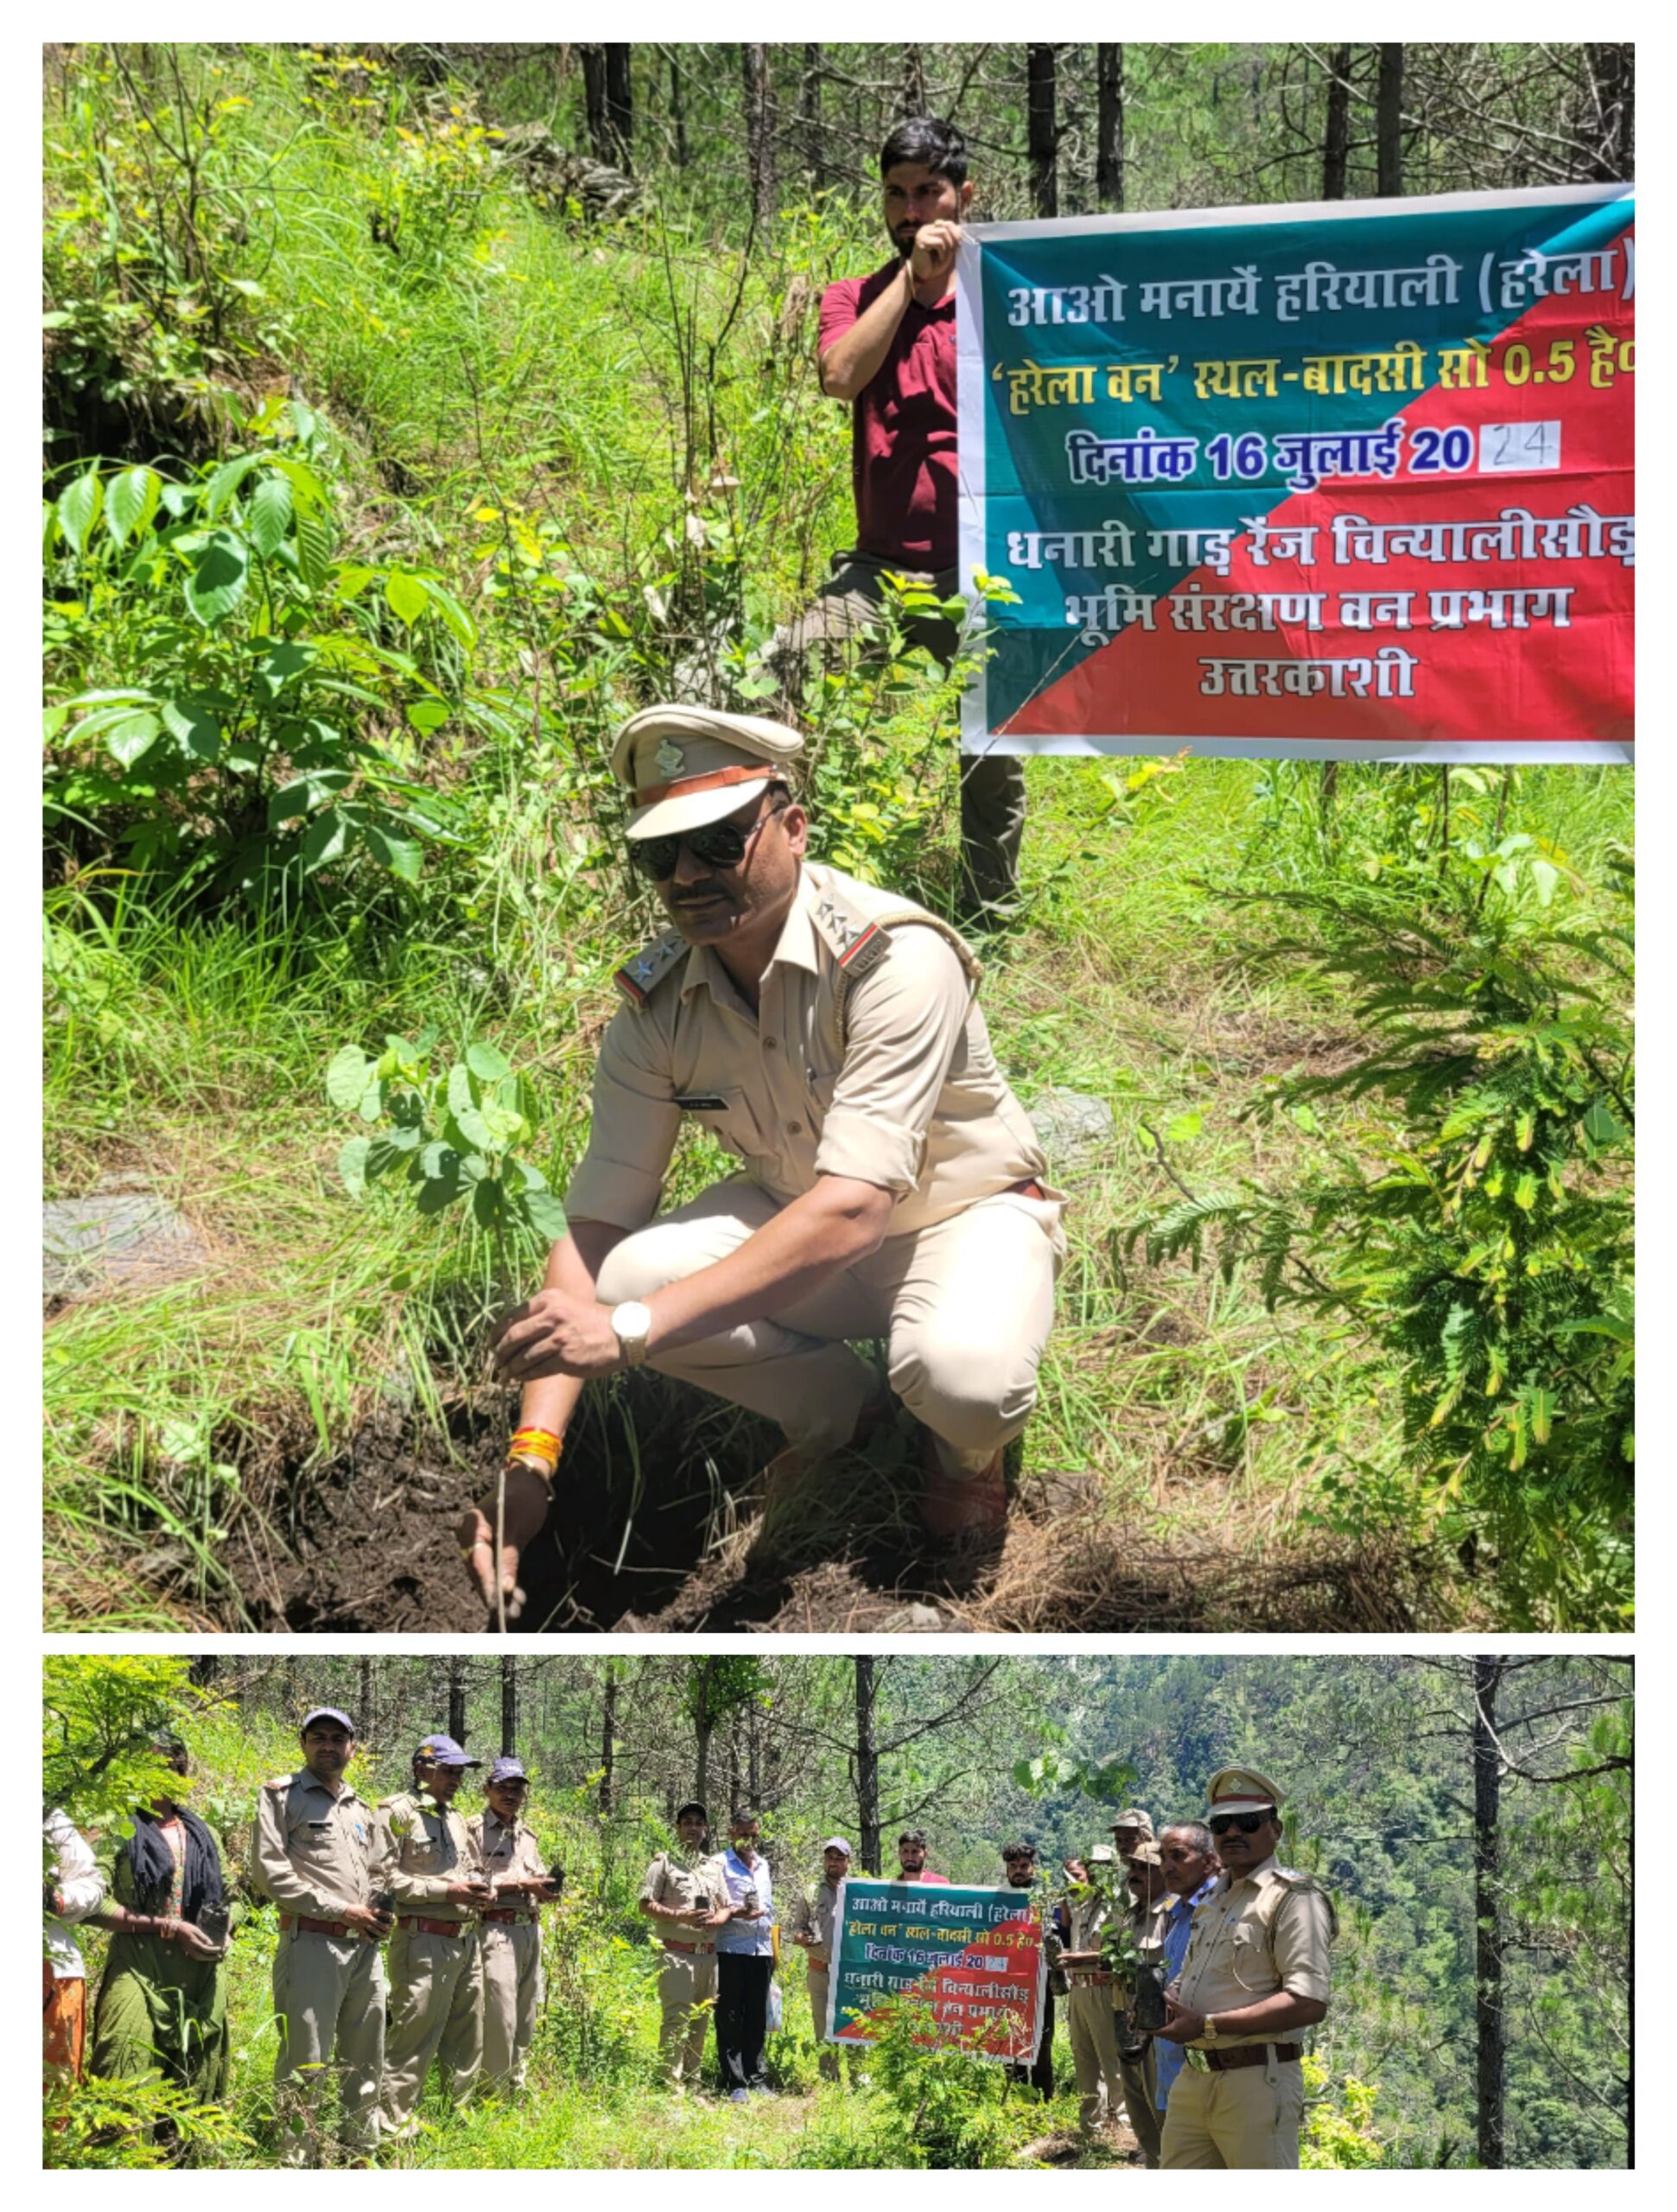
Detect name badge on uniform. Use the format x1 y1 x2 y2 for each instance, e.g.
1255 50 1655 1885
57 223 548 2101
675 1094 730 1112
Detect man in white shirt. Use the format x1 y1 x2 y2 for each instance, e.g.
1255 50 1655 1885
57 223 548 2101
44 1807 105 2086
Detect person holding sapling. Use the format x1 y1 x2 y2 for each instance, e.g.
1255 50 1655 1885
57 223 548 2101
461 705 1064 1618
1057 1843 1130 2136
88 1732 233 2106
252 1707 390 2167
1157 1767 1334 2171
713 1807 776 2103
787 1837 852 2081
1110 1840 1174 2167
638 1801 733 2094
376 1734 492 2141
467 1757 562 2099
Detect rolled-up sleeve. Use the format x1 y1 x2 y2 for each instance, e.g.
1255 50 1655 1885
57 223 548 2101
1273 1886 1333 2004
563 1006 683 1230
813 927 970 1198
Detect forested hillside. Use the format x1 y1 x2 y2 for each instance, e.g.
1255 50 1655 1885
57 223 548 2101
44 1652 1630 2168
42 45 1633 1635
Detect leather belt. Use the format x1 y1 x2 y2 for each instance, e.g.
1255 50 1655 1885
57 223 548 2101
480 1910 535 1925
397 1916 473 1938
280 1912 353 1937
661 1941 715 1955
1197 2042 1302 2072
1070 1970 1115 1986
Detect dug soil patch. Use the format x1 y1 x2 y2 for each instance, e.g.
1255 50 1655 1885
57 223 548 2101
217 1372 1429 1634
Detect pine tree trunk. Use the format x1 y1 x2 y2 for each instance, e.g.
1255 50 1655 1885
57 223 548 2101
604 45 633 171
1323 46 1352 199
1096 44 1124 211
1027 46 1058 219
1473 1656 1508 2168
741 44 776 232
670 50 688 168
500 1655 518 1754
1376 45 1404 196
903 45 927 116
599 1659 618 1815
449 1656 467 1745
358 1656 374 1746
581 46 609 166
855 1656 880 1874
800 46 824 189
1585 45 1635 181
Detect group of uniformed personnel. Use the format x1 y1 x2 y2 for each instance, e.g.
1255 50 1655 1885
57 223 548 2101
253 1709 561 2165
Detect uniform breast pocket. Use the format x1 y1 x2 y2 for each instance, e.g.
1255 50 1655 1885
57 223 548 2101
295 1820 335 1859
682 1089 768 1164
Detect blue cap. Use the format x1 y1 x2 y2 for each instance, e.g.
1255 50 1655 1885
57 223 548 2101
416 1733 480 1768
301 1707 356 1735
489 1757 528 1784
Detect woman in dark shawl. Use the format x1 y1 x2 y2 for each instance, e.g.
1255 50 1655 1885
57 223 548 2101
88 1737 232 2102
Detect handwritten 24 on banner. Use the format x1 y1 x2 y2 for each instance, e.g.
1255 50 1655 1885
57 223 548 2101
824 1879 1047 2063
955 184 1633 763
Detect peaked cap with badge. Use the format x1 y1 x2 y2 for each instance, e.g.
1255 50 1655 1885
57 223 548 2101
1205 1766 1283 1817
612 705 804 842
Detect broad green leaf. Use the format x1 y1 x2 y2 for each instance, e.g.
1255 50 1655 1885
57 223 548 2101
204 451 261 517
270 769 352 823
1514 1172 1539 1212
1166 1109 1203 1143
1529 857 1559 908
415 1170 464 1216
419 1141 460 1181
467 1040 511 1084
326 1046 372 1110
185 530 249 628
447 1062 477 1118
420 579 477 648
295 505 331 592
406 698 450 736
482 1102 525 1147
248 473 295 558
105 711 162 768
161 699 221 760
453 1103 494 1153
337 1135 372 1198
105 466 160 548
522 1189 569 1241
57 468 103 554
1583 1100 1628 1147
472 1178 504 1230
384 569 429 626
301 807 348 873
361 820 422 883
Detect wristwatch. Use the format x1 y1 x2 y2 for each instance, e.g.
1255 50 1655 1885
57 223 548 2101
1202 2012 1221 2043
610 1300 654 1369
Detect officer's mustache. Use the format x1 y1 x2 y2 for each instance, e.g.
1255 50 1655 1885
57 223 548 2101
670 878 735 906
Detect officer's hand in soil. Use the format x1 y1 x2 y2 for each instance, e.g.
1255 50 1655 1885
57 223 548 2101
456 1460 549 1621
492 1289 622 1382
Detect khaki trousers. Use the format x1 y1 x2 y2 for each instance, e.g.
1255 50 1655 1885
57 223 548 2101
807 1964 840 2081
1118 2040 1164 2167
1067 1982 1127 2132
479 1919 542 2094
1160 2056 1304 2169
657 1948 716 2085
271 1929 384 2166
597 1179 1064 1458
771 550 1028 913
380 1924 483 2138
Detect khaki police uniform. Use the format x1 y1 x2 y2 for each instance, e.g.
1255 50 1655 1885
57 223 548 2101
575 860 1064 1459
1064 1881 1128 2134
253 1771 385 2165
786 1878 844 2079
1160 1857 1333 2170
1116 1890 1172 2168
376 1790 486 2136
467 1808 548 2094
640 1849 729 2086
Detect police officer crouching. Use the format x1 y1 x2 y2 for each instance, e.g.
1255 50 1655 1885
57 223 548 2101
463 708 1067 1618
377 1735 492 2140
1157 1766 1334 2170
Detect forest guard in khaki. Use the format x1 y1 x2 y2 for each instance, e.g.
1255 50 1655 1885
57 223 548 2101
480 702 1064 1584
638 1806 732 2089
1159 1766 1334 2171
467 1758 557 2095
376 1736 489 2139
251 1707 386 2167
1061 1845 1128 2138
1116 1847 1173 2168
785 1839 851 2080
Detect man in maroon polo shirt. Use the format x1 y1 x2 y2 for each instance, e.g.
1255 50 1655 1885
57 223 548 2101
775 115 1027 925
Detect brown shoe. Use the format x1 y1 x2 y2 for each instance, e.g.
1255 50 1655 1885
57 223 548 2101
918 1430 1009 1539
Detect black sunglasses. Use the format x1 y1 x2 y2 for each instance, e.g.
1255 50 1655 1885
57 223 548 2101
1209 1810 1274 1837
630 804 782 882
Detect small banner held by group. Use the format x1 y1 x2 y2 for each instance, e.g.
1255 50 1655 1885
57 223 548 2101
823 1878 1047 2063
955 182 1634 762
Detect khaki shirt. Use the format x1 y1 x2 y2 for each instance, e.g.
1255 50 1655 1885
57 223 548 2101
376 1789 484 1923
567 863 1048 1236
1065 1883 1121 1980
786 1877 843 1967
1175 1856 1333 2048
254 1771 379 1920
639 1850 728 1950
467 1808 549 1914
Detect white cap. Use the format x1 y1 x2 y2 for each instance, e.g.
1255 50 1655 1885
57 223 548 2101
612 705 804 841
